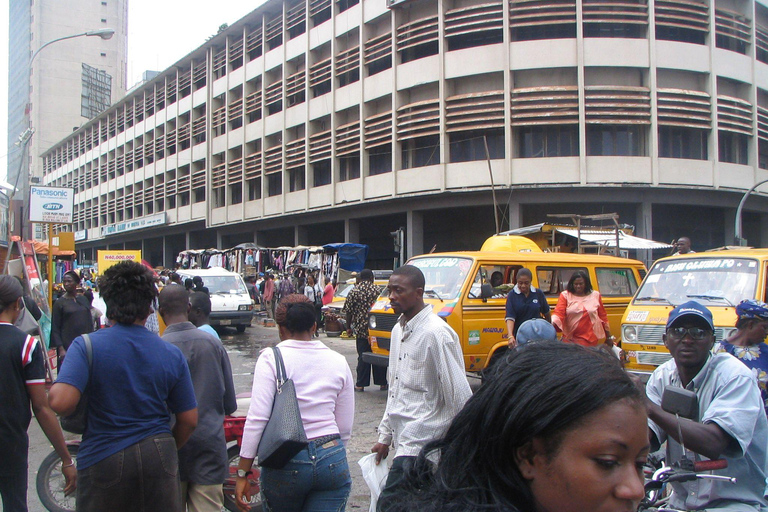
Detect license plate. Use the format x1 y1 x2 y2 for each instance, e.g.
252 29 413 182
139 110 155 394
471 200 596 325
219 319 231 325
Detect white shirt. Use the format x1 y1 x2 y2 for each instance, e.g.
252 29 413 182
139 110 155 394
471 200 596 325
377 304 472 458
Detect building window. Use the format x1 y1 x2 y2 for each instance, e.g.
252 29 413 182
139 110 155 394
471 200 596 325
760 139 768 169
716 33 749 55
194 188 206 203
179 192 190 206
402 136 440 169
517 126 579 158
313 160 331 186
656 26 705 45
586 125 646 156
658 127 708 160
339 155 361 181
213 188 225 207
369 145 391 175
583 23 645 39
400 41 438 64
718 131 749 164
337 0 359 14
512 24 575 42
338 66 359 88
267 174 282 196
449 130 504 163
230 183 243 204
248 178 262 200
288 168 306 192
447 29 502 52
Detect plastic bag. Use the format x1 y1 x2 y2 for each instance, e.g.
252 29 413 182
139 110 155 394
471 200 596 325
358 453 390 512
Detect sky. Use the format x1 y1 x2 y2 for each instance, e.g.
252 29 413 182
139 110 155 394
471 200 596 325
0 0 266 182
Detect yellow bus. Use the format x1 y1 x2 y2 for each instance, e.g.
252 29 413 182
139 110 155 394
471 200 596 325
621 248 768 376
364 237 646 374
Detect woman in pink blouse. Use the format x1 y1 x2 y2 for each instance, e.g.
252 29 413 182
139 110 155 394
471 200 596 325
551 270 615 349
235 294 354 512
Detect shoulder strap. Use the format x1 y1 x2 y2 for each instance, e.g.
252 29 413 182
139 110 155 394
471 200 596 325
271 346 287 386
83 333 93 381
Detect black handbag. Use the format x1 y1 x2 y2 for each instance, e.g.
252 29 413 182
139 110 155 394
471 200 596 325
257 347 308 469
60 334 93 435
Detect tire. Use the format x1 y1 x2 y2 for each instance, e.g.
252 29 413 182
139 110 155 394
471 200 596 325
36 444 78 512
236 324 247 333
223 445 263 512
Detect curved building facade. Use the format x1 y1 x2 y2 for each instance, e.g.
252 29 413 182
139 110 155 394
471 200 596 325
42 0 768 267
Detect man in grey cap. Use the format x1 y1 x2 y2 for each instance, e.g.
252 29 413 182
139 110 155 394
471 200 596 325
641 301 768 511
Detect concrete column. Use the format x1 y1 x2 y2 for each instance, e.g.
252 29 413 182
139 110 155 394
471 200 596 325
507 198 521 230
295 225 309 246
185 231 191 251
406 210 424 259
635 200 654 267
216 231 223 250
724 208 737 247
760 213 768 248
344 219 360 243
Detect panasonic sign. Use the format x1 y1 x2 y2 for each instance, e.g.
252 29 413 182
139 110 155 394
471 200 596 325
29 186 74 224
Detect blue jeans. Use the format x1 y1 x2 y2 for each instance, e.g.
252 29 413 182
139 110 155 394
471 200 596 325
260 440 351 512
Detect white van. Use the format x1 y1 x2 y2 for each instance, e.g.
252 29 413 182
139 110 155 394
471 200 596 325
176 267 253 332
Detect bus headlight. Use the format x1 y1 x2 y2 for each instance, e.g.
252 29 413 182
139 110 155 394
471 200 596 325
622 325 638 343
239 305 252 311
369 315 377 329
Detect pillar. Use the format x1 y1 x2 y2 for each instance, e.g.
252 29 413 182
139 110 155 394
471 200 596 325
295 225 309 246
407 210 424 259
344 218 360 243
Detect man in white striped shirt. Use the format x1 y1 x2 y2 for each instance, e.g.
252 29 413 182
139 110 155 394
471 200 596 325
371 265 472 511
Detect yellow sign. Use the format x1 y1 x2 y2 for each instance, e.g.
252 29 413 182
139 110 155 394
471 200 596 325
51 232 75 252
97 250 141 274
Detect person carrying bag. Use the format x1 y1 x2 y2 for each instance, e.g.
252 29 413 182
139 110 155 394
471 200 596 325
235 294 354 512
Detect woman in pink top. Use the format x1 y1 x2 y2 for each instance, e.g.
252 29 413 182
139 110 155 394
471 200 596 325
235 294 354 512
322 278 336 306
551 270 615 349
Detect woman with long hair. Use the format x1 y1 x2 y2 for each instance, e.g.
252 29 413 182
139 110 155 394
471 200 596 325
236 294 354 512
551 270 614 348
390 342 648 512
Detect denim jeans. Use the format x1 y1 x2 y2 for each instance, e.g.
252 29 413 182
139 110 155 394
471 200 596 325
77 433 182 512
260 439 351 512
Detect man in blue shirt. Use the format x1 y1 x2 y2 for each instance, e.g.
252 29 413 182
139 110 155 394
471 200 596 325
505 268 551 348
644 301 768 511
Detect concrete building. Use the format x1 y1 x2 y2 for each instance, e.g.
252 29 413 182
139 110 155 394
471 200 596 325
41 0 768 269
7 0 128 236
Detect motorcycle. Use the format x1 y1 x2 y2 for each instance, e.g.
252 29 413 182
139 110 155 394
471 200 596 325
36 414 262 512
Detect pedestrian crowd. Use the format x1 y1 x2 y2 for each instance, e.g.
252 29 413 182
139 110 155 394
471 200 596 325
3 234 768 512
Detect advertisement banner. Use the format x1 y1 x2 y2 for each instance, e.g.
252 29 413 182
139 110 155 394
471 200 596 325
29 186 74 224
97 250 142 274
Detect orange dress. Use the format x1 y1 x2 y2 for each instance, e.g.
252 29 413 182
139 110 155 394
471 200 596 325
551 290 609 347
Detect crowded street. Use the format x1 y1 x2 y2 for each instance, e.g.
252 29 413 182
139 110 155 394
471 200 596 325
25 319 480 512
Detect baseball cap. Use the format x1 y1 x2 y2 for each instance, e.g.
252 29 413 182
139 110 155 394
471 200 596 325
516 319 558 345
666 301 714 331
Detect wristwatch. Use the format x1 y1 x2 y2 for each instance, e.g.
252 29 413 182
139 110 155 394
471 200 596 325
236 469 253 478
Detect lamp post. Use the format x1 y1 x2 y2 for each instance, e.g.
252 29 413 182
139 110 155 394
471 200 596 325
734 178 768 246
11 27 116 307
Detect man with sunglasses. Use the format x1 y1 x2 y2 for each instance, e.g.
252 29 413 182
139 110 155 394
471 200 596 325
643 301 768 511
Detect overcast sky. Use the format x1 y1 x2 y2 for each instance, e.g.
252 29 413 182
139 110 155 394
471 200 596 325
0 0 265 182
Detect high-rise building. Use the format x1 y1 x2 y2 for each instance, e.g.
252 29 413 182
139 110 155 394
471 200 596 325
41 0 768 268
7 0 128 235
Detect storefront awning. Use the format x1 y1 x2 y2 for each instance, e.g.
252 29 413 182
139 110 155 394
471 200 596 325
554 229 673 250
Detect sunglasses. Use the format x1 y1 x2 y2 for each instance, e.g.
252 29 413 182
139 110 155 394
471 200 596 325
666 326 712 341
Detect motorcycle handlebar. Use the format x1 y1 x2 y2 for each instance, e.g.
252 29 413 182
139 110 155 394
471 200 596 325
693 459 728 472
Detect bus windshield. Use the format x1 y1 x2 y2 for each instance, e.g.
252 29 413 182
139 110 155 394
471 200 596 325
199 276 247 295
380 256 473 301
634 257 758 307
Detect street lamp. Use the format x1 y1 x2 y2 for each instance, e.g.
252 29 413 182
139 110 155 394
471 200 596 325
9 27 116 307
734 178 768 246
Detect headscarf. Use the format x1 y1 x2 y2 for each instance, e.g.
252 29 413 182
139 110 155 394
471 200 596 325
736 299 768 321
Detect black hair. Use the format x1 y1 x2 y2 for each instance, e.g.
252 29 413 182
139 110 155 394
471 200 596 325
360 268 374 281
189 291 212 316
516 268 532 281
0 275 23 314
274 294 316 333
158 284 190 316
99 261 158 325
83 289 94 305
566 270 593 294
192 276 203 285
184 278 194 290
392 343 643 512
392 265 425 290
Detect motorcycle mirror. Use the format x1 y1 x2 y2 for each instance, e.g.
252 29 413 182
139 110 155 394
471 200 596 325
661 386 698 420
480 283 494 300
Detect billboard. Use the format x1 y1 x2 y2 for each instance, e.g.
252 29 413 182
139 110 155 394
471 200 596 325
97 250 142 274
29 186 74 224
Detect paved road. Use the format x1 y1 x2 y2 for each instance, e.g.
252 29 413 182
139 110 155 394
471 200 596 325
25 318 399 511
